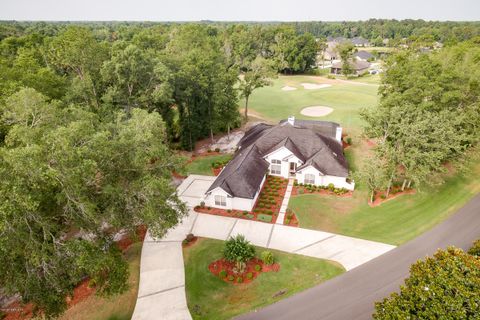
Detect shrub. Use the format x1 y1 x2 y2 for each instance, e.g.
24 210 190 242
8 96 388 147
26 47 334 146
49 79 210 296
270 200 276 205
254 264 261 272
207 206 211 210
207 149 212 153
227 275 234 281
261 251 275 265
246 272 253 280
298 188 304 194
246 214 254 219
227 209 232 213
257 214 273 223
468 239 480 256
294 181 298 186
237 277 243 283
346 137 352 145
243 211 249 215
215 148 220 152
223 235 255 274
328 183 335 192
380 194 387 199
285 218 291 225
219 270 227 278
266 210 273 215
200 201 205 208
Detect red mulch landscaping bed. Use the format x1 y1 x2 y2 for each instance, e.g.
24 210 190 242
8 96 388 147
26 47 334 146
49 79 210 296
291 185 353 197
194 175 289 224
369 188 416 207
283 212 299 227
209 258 280 285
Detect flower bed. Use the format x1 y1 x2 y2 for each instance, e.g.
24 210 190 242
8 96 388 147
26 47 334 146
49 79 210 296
283 209 299 227
194 175 289 224
208 258 280 285
292 182 352 197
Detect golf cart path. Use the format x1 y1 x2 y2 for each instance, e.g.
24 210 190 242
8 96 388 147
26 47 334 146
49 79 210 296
236 193 480 320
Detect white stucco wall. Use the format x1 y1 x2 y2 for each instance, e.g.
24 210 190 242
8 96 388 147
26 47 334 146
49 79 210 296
296 165 355 190
204 175 267 211
264 147 303 179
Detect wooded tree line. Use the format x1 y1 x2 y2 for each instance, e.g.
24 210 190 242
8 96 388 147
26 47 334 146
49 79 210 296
360 40 480 201
293 19 480 45
0 22 320 149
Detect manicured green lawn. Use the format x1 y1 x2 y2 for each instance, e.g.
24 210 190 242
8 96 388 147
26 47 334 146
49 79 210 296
289 161 480 245
60 243 142 320
183 154 232 176
183 238 344 320
242 75 379 130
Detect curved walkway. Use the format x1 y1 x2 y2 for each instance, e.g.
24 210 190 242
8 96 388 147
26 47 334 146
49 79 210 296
236 194 480 320
131 211 395 320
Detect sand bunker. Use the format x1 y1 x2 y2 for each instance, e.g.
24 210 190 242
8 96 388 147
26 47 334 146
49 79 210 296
300 106 334 117
301 83 332 90
281 86 297 91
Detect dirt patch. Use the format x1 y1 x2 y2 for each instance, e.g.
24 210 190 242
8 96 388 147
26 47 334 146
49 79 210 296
301 83 332 90
208 258 280 285
281 86 297 91
300 106 334 117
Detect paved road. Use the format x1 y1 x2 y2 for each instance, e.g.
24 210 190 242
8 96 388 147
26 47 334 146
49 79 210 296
236 194 480 320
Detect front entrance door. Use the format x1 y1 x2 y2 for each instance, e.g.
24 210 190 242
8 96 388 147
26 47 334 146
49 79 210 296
289 162 296 174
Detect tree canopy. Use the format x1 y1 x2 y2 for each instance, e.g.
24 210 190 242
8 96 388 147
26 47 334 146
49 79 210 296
0 88 186 316
374 247 480 319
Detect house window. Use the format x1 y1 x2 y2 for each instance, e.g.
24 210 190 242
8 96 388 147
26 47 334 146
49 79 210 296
214 195 227 206
271 159 281 175
305 173 315 185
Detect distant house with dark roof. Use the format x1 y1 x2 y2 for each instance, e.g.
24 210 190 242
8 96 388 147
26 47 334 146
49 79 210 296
204 117 354 211
354 50 374 61
331 59 370 75
351 37 370 47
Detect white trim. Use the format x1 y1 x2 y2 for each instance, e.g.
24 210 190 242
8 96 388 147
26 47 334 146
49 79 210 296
206 186 233 197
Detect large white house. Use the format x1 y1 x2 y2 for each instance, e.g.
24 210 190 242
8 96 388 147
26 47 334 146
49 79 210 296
204 117 355 211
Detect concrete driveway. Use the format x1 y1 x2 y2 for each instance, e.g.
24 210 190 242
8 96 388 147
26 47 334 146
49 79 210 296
177 174 216 207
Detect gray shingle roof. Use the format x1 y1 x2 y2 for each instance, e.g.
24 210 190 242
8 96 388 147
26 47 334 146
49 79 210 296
354 50 374 60
206 120 349 198
332 59 370 70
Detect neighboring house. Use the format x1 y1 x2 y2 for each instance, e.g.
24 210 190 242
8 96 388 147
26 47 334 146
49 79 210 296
354 50 374 61
323 47 338 61
331 59 371 75
351 37 370 47
204 117 354 211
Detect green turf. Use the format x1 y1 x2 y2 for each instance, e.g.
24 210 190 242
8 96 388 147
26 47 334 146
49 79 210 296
183 154 232 176
289 160 480 245
242 75 379 130
183 238 344 320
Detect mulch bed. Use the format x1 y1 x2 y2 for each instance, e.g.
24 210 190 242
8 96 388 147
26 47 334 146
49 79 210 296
209 258 280 285
291 185 353 197
3 226 147 320
182 236 198 248
194 175 289 225
369 188 416 207
283 212 299 227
